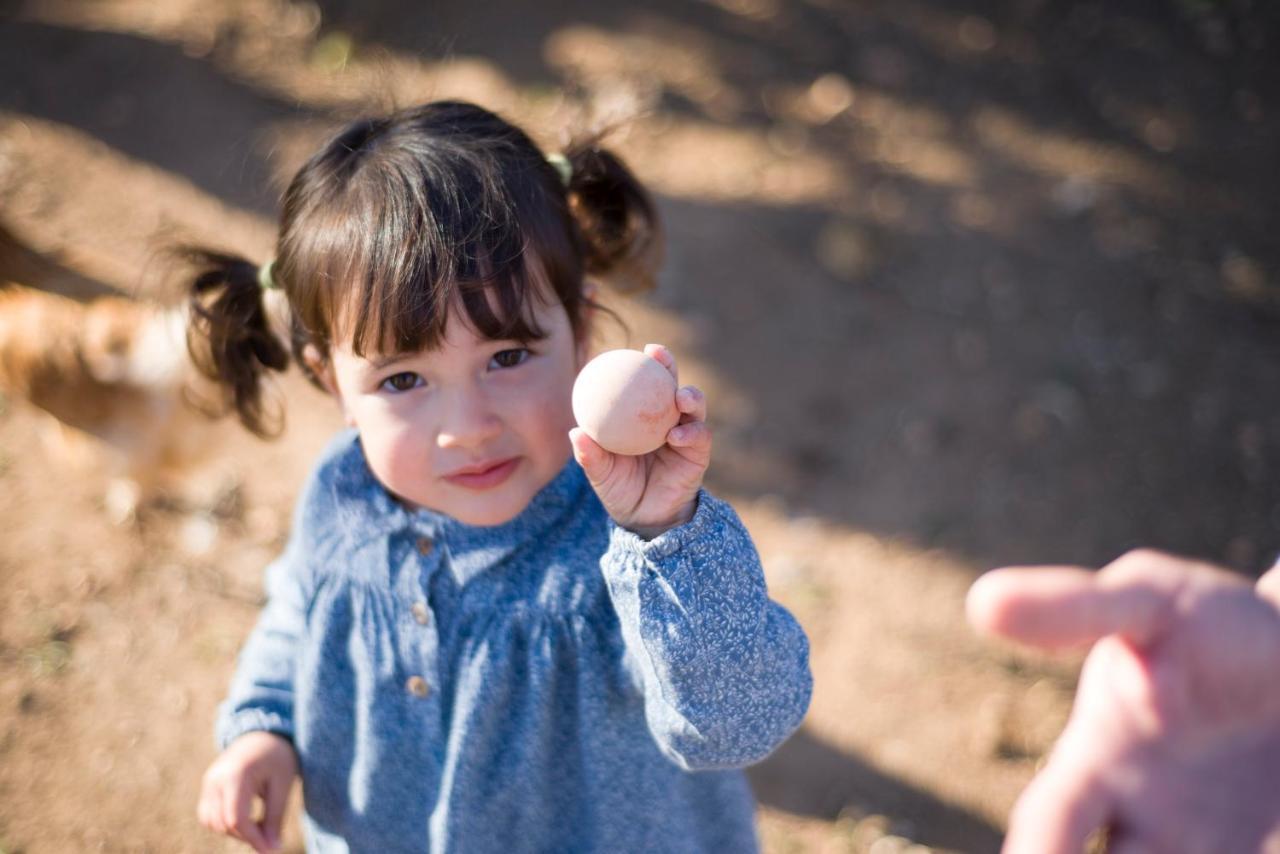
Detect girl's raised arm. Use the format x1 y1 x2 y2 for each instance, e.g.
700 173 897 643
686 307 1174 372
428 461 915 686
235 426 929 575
601 492 812 771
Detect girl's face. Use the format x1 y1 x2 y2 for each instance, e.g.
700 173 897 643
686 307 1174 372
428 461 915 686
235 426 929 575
320 294 587 526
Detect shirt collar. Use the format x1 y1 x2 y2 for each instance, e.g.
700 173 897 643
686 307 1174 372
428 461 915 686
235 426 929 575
325 430 590 571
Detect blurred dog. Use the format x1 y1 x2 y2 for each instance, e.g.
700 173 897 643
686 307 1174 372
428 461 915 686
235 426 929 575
0 284 222 522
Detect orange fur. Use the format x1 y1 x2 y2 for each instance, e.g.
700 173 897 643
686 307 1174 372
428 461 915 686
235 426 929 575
0 284 222 519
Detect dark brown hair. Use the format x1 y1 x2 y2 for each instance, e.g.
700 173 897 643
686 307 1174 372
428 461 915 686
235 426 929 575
185 100 660 437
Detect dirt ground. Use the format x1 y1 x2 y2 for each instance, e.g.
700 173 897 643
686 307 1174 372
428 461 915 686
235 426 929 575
1 1 1278 852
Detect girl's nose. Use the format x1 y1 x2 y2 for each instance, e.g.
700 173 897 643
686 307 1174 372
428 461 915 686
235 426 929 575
436 388 502 450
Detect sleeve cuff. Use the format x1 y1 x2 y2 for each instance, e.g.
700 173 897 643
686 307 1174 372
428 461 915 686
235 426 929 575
216 707 294 751
608 489 732 562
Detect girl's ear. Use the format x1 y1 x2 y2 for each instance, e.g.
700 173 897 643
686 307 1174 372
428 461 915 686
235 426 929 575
302 344 339 396
303 345 355 427
575 281 599 370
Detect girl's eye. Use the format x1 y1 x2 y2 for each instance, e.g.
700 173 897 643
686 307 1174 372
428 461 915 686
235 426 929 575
380 371 423 393
490 348 530 370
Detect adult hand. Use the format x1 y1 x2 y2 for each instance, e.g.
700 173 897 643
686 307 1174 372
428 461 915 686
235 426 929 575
570 343 710 540
967 549 1280 854
197 731 298 853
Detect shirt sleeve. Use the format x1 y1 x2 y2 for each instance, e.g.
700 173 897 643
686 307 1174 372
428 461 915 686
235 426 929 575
600 489 813 771
214 533 312 750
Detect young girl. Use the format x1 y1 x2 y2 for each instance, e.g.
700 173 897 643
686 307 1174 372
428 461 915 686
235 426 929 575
192 101 811 854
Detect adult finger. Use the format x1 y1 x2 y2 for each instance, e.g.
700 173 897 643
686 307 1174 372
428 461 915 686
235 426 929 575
1102 831 1159 854
1256 563 1280 610
643 343 678 383
675 386 707 423
968 567 1169 650
1003 746 1113 854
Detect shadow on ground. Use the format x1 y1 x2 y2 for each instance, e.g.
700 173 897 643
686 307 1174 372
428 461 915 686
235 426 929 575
750 728 1004 852
0 219 119 299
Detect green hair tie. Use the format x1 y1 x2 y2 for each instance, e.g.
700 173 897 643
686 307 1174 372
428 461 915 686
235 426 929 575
258 259 278 291
546 153 572 187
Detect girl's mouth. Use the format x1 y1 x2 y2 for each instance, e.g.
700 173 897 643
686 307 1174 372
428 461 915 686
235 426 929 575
443 457 520 490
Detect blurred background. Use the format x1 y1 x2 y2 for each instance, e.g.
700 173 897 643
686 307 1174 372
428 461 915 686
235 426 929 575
0 1 1276 851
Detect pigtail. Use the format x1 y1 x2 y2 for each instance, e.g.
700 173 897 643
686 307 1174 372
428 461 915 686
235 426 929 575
180 247 290 438
562 139 663 295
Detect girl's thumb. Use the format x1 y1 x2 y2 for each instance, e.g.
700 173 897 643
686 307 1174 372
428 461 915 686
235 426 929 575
569 428 610 483
262 776 289 850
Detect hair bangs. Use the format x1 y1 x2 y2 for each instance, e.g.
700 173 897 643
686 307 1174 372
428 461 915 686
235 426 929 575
277 102 598 368
283 162 552 360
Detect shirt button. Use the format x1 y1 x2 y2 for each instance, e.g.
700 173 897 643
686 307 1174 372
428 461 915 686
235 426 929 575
416 536 434 556
406 676 430 698
411 602 430 625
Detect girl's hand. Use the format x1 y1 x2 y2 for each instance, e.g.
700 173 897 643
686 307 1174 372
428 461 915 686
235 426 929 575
197 731 298 853
570 343 710 540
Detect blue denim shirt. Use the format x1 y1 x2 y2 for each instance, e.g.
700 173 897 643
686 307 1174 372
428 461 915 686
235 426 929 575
217 430 812 853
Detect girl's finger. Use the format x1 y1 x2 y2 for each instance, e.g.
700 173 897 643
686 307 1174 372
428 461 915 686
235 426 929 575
569 428 614 487
232 783 270 852
643 343 677 382
262 775 289 850
196 785 217 832
675 386 707 423
666 421 711 455
213 783 233 835
219 779 241 838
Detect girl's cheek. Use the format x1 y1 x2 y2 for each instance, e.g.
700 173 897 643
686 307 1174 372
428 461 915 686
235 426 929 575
353 399 430 467
516 365 575 421
369 421 431 493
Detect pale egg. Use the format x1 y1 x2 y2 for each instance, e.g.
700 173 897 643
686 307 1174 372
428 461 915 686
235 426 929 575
572 349 679 456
